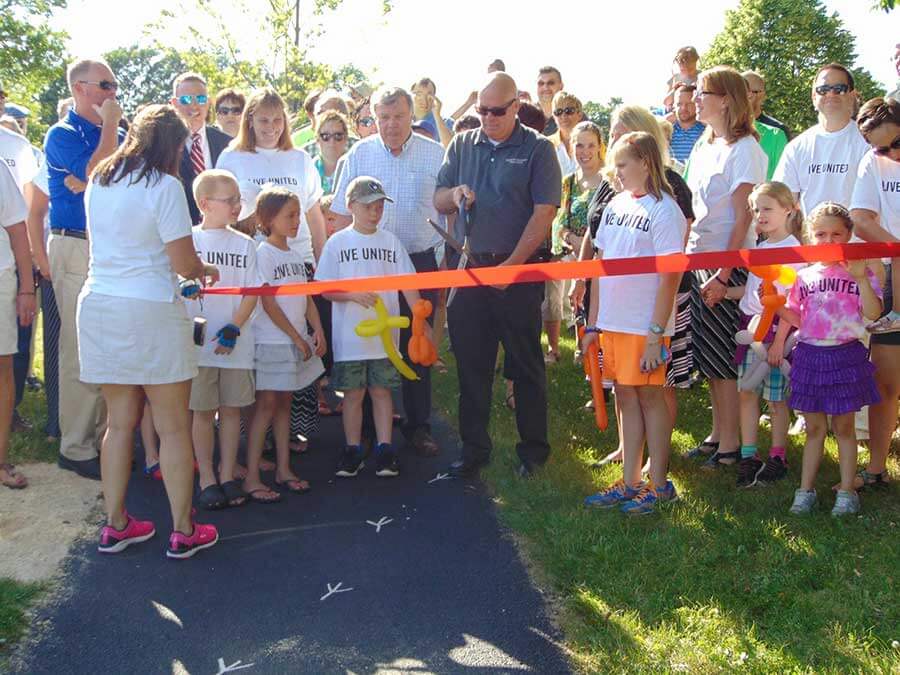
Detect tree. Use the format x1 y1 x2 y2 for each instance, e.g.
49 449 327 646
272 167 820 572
102 46 190 115
703 0 884 134
583 97 623 140
1 0 68 142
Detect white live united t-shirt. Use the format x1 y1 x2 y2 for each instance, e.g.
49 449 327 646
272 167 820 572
773 122 870 215
0 162 27 272
686 135 768 253
315 226 416 362
593 191 687 336
186 226 259 369
254 241 310 345
215 147 323 263
851 149 900 239
84 170 192 302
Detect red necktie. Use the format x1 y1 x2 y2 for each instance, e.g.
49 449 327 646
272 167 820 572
190 132 205 175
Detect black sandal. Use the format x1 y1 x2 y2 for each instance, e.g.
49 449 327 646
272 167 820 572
220 480 248 507
701 450 740 470
686 441 719 459
858 470 889 490
197 484 227 510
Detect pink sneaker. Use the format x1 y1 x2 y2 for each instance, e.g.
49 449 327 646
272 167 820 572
98 513 156 554
166 522 219 560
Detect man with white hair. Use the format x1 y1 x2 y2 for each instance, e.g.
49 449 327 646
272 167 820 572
43 57 125 479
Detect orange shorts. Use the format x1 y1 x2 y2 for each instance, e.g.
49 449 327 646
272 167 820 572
600 331 670 387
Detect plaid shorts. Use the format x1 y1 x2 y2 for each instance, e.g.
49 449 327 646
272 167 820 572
737 346 788 402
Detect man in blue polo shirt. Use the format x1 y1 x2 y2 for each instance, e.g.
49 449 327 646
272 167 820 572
43 57 124 479
435 72 561 479
669 84 705 164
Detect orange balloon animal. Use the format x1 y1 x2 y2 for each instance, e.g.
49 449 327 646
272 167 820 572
577 325 608 431
408 299 438 367
748 264 797 342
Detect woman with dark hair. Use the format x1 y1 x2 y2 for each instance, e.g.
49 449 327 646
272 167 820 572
214 88 245 138
849 96 900 489
352 98 377 139
78 104 220 559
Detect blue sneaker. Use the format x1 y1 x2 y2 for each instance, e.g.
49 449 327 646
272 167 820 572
584 480 643 508
620 480 678 515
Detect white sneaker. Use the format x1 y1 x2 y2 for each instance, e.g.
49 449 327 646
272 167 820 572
831 490 860 517
789 489 817 515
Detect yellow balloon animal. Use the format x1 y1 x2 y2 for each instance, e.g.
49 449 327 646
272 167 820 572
355 297 418 381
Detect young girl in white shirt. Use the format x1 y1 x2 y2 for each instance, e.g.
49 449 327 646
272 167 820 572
581 132 686 515
725 181 803 488
242 188 326 504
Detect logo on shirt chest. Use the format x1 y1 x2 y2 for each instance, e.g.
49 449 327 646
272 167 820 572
202 251 248 269
882 180 900 193
272 262 306 281
604 210 651 233
339 247 397 264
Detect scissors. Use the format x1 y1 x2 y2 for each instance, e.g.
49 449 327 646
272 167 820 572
428 197 477 306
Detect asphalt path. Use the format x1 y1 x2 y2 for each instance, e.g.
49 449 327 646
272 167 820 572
11 413 569 674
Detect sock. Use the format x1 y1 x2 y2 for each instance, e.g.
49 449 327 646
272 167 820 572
741 445 757 459
769 446 786 461
888 310 900 321
347 444 362 456
376 442 391 455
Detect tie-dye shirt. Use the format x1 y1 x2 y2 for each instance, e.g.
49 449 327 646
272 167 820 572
786 263 882 346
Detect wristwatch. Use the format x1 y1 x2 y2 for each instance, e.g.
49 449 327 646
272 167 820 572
648 322 664 336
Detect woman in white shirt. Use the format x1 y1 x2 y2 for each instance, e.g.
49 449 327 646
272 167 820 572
78 105 220 560
685 66 768 468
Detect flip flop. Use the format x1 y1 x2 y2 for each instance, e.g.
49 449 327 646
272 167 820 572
0 463 27 489
275 478 311 494
220 480 248 507
247 487 282 504
686 441 719 459
197 484 227 510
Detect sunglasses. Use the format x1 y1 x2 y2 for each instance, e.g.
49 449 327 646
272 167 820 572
475 99 516 117
358 116 375 127
216 106 242 115
873 135 900 156
178 94 209 106
815 83 850 96
554 106 580 117
319 132 346 142
79 79 118 91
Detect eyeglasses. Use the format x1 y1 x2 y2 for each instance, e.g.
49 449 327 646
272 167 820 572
697 90 724 98
873 135 900 156
216 106 242 115
178 94 208 106
815 84 850 96
554 107 580 116
78 80 118 91
207 196 241 206
475 99 517 117
358 116 375 127
318 132 346 142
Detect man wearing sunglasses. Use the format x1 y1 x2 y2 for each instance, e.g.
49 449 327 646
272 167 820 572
43 58 126 480
330 86 446 457
434 72 561 479
171 72 232 225
774 63 870 217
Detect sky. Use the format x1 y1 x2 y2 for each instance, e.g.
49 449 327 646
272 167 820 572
53 0 899 109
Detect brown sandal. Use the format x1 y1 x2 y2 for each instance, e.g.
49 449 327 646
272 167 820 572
0 463 28 489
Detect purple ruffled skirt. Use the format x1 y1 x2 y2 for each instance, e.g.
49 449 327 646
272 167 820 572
789 340 880 415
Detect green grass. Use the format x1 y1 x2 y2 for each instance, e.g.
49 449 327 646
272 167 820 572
433 334 900 674
1 317 57 661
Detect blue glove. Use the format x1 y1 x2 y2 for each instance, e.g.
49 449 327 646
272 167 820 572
215 323 240 349
180 279 201 300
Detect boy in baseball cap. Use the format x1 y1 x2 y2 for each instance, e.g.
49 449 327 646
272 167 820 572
315 176 428 479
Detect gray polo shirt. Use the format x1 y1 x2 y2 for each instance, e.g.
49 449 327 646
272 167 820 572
436 121 561 254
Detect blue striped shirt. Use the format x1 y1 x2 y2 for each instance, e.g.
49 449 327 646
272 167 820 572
670 121 706 163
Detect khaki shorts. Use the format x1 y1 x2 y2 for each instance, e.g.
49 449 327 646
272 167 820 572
189 367 256 411
330 358 400 391
0 268 16 356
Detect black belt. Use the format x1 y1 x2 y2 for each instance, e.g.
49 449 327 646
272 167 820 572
447 250 551 268
408 247 436 262
50 228 87 240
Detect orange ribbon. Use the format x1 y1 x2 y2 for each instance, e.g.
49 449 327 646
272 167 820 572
202 242 900 297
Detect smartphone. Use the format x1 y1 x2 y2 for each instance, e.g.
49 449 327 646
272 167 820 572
193 317 207 346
